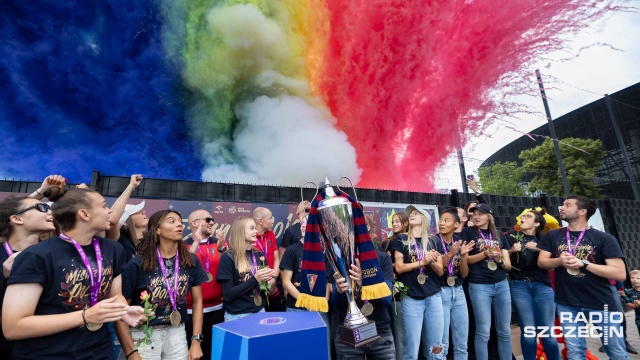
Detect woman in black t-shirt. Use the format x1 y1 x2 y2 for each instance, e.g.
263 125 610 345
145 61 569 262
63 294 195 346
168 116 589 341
2 187 147 360
393 205 444 359
506 209 558 360
116 210 207 360
461 203 512 360
217 217 272 321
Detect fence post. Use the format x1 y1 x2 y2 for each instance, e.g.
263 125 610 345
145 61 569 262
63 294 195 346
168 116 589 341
450 189 460 207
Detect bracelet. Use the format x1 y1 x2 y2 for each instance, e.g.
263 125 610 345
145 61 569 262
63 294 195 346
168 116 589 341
81 308 88 327
35 188 42 196
126 349 139 359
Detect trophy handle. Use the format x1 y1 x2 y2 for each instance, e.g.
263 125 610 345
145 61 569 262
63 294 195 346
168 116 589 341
336 177 359 205
300 181 319 203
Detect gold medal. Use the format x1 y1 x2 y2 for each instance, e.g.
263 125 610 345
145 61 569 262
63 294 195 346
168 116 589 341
206 272 213 283
170 310 181 326
447 276 456 287
254 294 263 306
85 323 103 331
567 268 580 276
417 273 426 284
360 302 374 316
487 261 498 271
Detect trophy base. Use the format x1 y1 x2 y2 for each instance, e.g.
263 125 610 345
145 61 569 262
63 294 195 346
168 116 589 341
337 320 381 348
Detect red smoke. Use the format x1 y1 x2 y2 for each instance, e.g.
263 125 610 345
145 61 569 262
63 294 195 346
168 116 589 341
315 0 621 191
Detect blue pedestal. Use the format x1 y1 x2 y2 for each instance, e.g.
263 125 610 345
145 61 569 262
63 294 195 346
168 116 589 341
211 312 328 360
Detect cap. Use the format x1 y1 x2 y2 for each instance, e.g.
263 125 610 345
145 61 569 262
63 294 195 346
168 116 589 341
405 205 432 223
469 203 494 216
118 201 145 226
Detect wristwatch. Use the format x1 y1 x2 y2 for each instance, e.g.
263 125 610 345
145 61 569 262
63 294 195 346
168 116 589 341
582 259 590 269
191 334 204 342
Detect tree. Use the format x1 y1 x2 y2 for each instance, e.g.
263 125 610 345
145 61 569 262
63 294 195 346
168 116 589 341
519 137 605 198
477 161 527 196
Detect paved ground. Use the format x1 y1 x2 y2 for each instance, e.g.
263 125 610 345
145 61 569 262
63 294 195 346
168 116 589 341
512 310 640 359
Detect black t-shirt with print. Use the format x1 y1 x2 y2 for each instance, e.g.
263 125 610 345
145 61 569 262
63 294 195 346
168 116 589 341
280 241 304 308
505 231 551 286
392 234 442 299
216 249 267 315
121 252 207 326
461 227 510 284
0 244 14 355
6 236 126 360
538 227 625 310
280 223 302 249
435 233 464 287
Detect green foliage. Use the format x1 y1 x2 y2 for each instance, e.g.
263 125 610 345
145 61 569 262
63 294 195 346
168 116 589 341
519 138 605 198
477 161 527 196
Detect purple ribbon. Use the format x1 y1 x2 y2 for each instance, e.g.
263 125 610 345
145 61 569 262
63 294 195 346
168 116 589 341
566 226 590 255
3 242 13 257
248 250 259 296
196 237 210 274
156 247 180 312
255 236 267 256
412 238 424 275
60 233 103 306
478 229 494 263
438 235 455 277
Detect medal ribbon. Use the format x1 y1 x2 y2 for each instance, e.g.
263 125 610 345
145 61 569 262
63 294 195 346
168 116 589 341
438 235 455 277
412 238 424 275
478 229 494 263
566 226 590 256
156 247 180 312
60 233 103 306
196 237 210 274
3 242 13 257
248 250 260 296
255 236 267 256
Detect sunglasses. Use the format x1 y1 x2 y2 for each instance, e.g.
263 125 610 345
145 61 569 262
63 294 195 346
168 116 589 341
5 203 51 223
195 217 214 224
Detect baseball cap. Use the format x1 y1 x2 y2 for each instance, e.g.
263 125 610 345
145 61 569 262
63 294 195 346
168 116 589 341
468 203 494 216
118 201 145 226
405 205 432 222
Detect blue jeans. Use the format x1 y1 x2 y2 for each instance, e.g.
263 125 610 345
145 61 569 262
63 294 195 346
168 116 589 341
335 327 396 359
402 293 444 360
223 308 265 321
509 280 559 360
389 300 404 360
440 285 468 360
556 304 629 360
469 280 512 360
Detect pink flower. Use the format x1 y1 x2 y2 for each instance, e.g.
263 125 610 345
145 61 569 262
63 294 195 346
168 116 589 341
140 291 149 301
294 282 300 287
259 256 266 262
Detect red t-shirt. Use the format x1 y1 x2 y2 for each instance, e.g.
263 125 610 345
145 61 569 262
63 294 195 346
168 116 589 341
254 231 278 269
187 239 223 311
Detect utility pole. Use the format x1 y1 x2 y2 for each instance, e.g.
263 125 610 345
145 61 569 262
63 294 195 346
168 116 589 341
535 70 570 197
605 94 640 201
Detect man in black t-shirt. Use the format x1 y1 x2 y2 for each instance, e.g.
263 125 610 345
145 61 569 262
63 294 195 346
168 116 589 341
538 195 629 360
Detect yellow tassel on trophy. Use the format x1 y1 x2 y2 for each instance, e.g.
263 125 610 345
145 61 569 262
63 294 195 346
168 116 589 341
361 282 392 300
295 293 328 312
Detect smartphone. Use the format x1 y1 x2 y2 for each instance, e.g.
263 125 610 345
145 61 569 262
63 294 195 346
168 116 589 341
467 175 474 181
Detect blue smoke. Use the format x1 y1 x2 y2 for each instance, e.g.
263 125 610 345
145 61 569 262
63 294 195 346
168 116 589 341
0 0 202 182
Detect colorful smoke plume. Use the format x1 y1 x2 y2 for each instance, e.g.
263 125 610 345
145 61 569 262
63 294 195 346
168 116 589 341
0 0 625 191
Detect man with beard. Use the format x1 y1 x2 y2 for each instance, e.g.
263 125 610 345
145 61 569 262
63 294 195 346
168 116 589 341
538 195 629 360
186 209 226 360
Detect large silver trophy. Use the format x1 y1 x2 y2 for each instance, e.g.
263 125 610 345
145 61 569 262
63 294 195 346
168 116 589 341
316 178 380 348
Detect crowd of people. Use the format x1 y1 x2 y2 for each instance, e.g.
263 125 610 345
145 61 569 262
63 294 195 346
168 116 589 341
0 175 638 360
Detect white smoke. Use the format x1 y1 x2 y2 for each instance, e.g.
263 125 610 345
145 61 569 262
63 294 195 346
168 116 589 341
200 4 361 185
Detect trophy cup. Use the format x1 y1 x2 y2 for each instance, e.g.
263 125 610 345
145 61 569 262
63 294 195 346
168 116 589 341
316 178 380 348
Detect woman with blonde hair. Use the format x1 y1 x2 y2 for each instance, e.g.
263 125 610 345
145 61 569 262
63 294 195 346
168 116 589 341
217 217 273 321
393 205 444 359
461 204 512 360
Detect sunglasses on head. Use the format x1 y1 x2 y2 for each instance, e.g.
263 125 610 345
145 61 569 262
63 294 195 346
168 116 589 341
5 203 51 223
195 217 214 223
